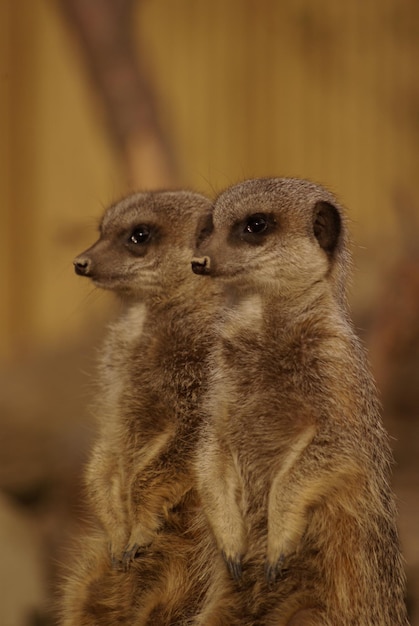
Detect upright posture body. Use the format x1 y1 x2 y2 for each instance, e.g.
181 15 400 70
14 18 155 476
62 190 225 625
192 178 409 625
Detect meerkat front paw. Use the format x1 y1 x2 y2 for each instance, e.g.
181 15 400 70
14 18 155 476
216 530 247 581
221 549 244 581
266 513 308 584
264 554 286 585
120 524 155 570
265 533 297 584
108 529 130 570
121 542 149 570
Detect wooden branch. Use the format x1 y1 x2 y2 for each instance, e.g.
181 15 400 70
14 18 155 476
56 0 178 188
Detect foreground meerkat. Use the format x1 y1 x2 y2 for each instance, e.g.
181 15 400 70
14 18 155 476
62 190 227 624
191 178 409 625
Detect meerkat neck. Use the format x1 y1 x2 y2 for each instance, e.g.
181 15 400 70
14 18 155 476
117 282 189 312
224 279 340 322
219 281 348 350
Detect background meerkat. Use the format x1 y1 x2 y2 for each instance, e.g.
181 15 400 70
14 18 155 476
61 491 232 626
191 178 409 625
61 190 228 625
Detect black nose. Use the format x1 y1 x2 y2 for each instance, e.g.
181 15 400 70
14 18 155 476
191 256 211 275
73 256 91 276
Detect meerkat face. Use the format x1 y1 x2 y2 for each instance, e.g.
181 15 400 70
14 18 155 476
74 191 212 298
192 178 348 300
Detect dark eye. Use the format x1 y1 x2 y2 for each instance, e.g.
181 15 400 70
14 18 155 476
129 225 151 245
244 214 268 234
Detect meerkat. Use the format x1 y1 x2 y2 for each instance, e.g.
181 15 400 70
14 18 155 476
61 190 230 625
191 178 409 625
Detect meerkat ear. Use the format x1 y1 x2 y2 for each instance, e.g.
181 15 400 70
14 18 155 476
312 201 341 255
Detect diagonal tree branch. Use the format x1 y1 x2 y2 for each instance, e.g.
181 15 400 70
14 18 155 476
56 0 178 188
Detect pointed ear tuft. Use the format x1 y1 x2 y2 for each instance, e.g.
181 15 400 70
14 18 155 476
313 201 341 255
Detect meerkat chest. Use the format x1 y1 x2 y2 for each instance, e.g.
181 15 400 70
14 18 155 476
214 294 269 387
151 329 210 410
211 299 320 457
220 293 264 338
99 304 149 406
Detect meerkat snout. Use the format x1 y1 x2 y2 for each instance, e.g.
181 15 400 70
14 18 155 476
73 255 92 276
191 256 211 275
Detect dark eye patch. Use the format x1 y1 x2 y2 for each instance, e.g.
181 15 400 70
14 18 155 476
229 212 276 245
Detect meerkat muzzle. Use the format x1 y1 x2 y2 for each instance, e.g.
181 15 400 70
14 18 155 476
191 256 211 275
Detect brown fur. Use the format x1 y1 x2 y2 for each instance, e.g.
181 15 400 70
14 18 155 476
191 178 409 625
60 491 233 626
60 190 224 624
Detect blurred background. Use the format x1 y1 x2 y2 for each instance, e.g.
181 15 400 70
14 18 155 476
1 0 418 623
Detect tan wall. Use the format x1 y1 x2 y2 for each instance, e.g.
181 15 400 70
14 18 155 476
1 0 124 358
2 0 419 358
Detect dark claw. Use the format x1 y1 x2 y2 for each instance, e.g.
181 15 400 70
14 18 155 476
111 554 123 571
264 554 285 586
121 543 140 571
108 542 123 571
121 542 151 571
222 551 243 581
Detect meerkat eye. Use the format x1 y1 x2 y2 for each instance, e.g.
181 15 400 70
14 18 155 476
129 225 151 245
234 212 275 245
244 214 268 234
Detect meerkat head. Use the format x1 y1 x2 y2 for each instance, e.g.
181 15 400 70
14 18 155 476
74 190 212 299
191 178 351 305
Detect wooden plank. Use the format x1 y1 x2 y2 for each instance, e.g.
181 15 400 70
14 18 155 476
0 0 11 358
